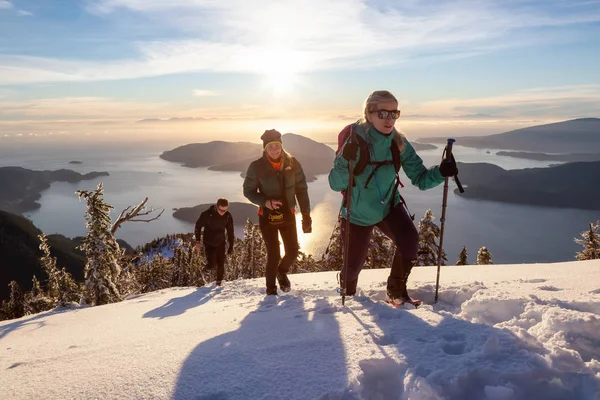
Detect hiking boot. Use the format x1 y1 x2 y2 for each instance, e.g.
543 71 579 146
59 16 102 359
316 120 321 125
386 287 414 303
277 273 291 293
216 281 222 286
266 287 278 296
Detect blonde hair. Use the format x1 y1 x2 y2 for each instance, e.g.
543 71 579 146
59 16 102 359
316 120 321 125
358 90 406 154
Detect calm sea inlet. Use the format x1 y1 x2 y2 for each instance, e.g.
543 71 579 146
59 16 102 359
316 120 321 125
1 144 597 265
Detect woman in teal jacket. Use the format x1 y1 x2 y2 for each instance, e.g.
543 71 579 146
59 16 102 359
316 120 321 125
329 90 457 304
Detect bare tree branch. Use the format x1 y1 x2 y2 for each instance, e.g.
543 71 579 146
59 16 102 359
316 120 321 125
111 197 164 235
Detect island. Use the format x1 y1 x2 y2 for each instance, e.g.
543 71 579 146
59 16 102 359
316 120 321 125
0 167 110 214
419 118 600 154
173 202 260 225
455 161 600 210
496 151 600 162
160 133 336 182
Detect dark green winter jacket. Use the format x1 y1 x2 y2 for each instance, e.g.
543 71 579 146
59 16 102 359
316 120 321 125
243 151 311 217
329 123 444 226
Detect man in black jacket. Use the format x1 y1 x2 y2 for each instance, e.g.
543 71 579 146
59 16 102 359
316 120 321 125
194 198 234 286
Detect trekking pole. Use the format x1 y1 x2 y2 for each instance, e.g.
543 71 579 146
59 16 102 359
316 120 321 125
341 133 355 306
434 138 464 303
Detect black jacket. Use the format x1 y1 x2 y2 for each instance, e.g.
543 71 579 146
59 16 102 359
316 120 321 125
194 205 234 247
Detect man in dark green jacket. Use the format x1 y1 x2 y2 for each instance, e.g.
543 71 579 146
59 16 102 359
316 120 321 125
243 129 311 295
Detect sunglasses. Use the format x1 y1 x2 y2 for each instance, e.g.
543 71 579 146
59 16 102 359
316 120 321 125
374 109 401 120
217 207 228 213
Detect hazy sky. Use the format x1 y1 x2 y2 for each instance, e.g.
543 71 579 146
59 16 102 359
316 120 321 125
1 0 599 145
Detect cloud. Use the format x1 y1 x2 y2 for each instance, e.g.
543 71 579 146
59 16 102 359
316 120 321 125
0 97 172 118
193 89 218 97
411 84 600 119
17 9 32 16
0 1 12 10
2 1 599 84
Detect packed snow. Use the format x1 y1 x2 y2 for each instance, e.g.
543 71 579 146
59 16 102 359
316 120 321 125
2 261 600 400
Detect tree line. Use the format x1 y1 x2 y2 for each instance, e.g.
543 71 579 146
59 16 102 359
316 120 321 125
1 184 598 321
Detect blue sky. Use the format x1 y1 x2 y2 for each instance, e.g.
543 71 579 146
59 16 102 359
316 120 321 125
0 0 599 144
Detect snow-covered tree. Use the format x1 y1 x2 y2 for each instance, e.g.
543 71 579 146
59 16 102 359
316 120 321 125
416 209 446 266
366 227 394 269
56 267 81 307
241 219 266 279
225 237 247 281
1 281 26 320
575 221 600 261
38 233 61 301
137 254 172 292
321 220 344 272
457 246 468 266
25 275 53 314
476 246 493 265
77 183 122 306
295 251 319 273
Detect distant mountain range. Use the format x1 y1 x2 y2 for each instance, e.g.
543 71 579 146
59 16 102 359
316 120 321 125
160 133 336 181
455 160 600 210
173 202 260 225
0 167 109 214
495 151 600 163
421 118 600 154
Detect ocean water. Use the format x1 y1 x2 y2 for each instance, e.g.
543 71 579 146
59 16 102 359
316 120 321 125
1 144 597 264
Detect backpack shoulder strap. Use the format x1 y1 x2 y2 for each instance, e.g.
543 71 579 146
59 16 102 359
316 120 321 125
342 124 369 176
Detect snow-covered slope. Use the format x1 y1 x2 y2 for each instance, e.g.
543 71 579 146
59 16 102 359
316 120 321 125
2 261 600 400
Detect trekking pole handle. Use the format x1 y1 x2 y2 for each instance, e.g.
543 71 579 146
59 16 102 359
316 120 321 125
446 138 455 156
444 138 464 193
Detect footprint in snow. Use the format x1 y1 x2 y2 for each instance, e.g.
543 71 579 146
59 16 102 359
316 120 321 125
523 278 546 283
538 285 562 291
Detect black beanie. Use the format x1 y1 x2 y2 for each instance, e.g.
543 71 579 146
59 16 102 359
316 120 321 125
261 129 282 149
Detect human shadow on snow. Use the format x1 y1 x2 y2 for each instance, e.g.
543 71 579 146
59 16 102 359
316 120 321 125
172 295 355 400
143 286 222 319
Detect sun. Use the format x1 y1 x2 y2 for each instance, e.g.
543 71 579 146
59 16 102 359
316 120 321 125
265 70 298 96
251 47 306 96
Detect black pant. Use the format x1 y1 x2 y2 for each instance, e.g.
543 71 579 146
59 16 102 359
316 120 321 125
259 221 299 293
340 202 418 297
204 242 226 282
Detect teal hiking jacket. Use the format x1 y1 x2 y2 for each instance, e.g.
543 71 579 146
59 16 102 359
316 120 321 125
328 124 444 226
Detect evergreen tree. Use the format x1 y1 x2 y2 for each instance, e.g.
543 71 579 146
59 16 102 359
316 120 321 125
25 275 54 314
38 233 61 301
457 246 468 266
366 227 394 269
242 218 256 278
416 209 446 267
241 218 266 279
56 267 81 307
295 250 320 273
321 220 344 272
77 183 122 306
476 246 493 265
138 254 172 292
225 238 245 281
575 221 600 261
1 281 26 320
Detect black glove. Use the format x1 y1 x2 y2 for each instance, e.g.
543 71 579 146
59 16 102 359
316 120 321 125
227 245 234 255
342 142 359 161
439 158 458 177
302 214 312 233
